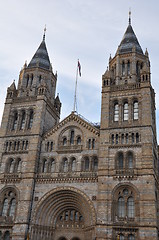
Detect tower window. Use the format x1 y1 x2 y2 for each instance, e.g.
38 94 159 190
84 157 89 171
1 190 17 220
28 110 34 129
127 61 130 75
128 235 135 240
20 111 26 130
123 102 129 121
9 198 16 217
92 156 98 171
63 158 68 172
30 74 34 85
118 152 124 169
127 197 135 218
50 159 55 172
112 134 114 144
12 111 18 130
122 62 125 76
127 152 133 169
118 197 125 217
71 157 76 172
114 103 119 122
136 133 139 143
121 134 124 144
133 101 139 120
42 159 47 173
4 231 10 240
26 75 29 87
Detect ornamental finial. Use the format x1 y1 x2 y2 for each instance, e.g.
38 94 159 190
43 25 47 41
129 8 131 25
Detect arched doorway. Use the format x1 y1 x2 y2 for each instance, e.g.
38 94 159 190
31 187 96 240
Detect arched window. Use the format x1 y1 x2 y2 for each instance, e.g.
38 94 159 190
123 102 129 121
128 235 135 240
12 111 18 130
121 134 124 144
9 198 16 217
112 134 114 144
114 103 119 122
39 75 42 83
133 101 139 120
50 159 55 172
71 158 76 172
127 152 133 169
136 61 140 76
63 158 68 172
30 74 34 85
46 142 49 152
9 159 14 173
132 133 135 143
16 158 21 172
28 110 34 129
136 133 139 143
26 75 29 88
122 62 125 76
42 159 47 173
127 61 130 75
50 141 53 151
88 139 91 149
84 157 89 171
4 231 10 240
127 197 135 218
117 152 124 169
118 197 125 217
116 134 118 144
20 111 26 130
77 136 81 145
63 137 67 146
113 187 136 222
126 133 129 144
92 157 98 171
1 191 17 221
70 130 74 145
92 138 95 149
2 198 9 216
119 234 124 240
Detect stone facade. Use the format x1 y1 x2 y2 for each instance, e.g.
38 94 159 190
0 16 158 240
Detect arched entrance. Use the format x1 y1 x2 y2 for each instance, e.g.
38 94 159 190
31 187 96 240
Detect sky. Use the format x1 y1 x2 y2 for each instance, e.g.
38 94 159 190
0 0 159 138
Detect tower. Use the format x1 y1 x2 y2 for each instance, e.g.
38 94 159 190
97 13 158 239
0 31 61 239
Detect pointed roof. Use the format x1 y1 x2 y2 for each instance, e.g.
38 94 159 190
28 34 51 70
8 81 16 91
117 19 143 55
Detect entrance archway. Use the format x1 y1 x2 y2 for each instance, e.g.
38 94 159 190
31 187 96 240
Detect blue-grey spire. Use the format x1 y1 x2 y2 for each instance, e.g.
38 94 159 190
28 28 51 70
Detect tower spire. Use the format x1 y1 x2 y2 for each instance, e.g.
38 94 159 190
43 25 47 41
129 8 131 25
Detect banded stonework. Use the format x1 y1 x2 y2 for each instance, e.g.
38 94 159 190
0 15 158 240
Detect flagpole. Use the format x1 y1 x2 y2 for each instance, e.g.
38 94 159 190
73 60 79 112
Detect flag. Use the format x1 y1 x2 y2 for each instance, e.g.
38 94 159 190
78 60 81 77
